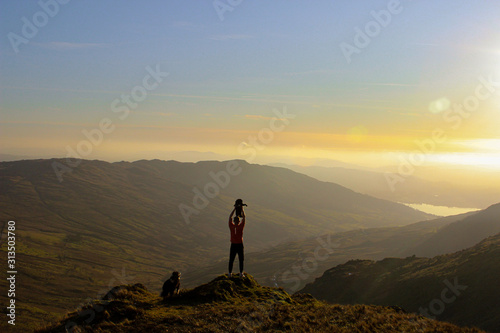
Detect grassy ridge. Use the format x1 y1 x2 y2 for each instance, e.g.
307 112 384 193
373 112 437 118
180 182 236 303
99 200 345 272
37 275 484 333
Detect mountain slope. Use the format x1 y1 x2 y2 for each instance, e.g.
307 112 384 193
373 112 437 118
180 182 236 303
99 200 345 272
0 158 430 330
127 159 431 230
405 203 500 257
300 233 500 332
273 163 500 209
37 275 484 333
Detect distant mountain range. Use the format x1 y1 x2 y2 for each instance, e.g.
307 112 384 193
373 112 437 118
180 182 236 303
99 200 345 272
272 163 500 209
300 232 500 332
0 153 38 161
0 158 430 331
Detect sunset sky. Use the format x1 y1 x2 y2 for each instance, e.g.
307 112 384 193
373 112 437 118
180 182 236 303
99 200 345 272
1 1 500 175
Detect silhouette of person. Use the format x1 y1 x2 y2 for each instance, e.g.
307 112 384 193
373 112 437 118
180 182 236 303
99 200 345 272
228 206 245 278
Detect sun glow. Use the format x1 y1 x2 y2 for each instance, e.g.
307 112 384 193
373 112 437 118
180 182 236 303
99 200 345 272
426 152 500 169
427 138 500 169
459 139 500 152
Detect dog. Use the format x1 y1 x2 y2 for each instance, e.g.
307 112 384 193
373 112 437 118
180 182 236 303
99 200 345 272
234 198 247 218
161 271 181 299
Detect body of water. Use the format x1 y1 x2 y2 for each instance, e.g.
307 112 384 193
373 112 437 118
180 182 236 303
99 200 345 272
402 203 481 217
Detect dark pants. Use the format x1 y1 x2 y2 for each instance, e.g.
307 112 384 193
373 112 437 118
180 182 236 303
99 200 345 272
228 243 244 274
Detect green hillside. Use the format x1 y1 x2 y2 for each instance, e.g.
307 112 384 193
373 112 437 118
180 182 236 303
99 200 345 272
0 158 430 331
36 275 484 333
300 233 500 332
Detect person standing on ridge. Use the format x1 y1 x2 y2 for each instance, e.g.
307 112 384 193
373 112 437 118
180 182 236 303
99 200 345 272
228 205 246 278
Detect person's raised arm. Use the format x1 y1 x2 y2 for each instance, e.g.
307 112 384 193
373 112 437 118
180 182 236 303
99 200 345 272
229 207 236 225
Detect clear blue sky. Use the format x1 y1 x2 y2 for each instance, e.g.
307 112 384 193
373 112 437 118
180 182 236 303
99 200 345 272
1 1 499 169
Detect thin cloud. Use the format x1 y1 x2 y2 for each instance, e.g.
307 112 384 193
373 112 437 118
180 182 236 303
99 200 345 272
142 112 176 117
410 42 441 47
238 115 290 121
284 69 337 76
242 115 274 120
41 42 109 50
209 34 254 41
1 85 124 95
1 120 93 127
386 110 422 117
0 86 420 112
359 82 421 87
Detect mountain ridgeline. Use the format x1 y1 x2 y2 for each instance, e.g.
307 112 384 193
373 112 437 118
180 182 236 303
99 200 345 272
272 163 500 209
0 158 430 331
0 158 431 254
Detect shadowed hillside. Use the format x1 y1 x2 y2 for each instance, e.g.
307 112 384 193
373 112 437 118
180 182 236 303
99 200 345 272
36 275 484 333
300 233 500 332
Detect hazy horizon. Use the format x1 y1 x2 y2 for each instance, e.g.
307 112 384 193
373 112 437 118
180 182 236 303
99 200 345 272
2 1 500 191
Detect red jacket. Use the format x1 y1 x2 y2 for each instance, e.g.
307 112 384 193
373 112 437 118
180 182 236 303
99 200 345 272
229 218 245 244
